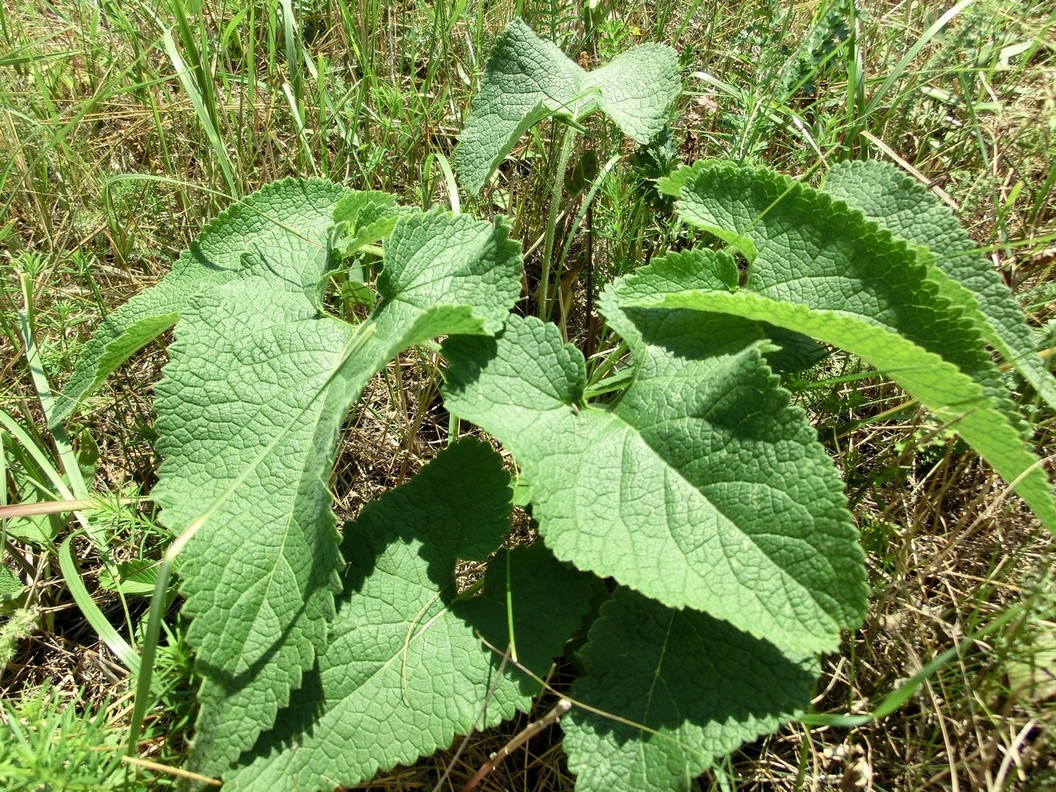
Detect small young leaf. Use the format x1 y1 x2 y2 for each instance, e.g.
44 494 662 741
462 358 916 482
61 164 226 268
225 440 595 791
563 588 818 791
332 189 399 226
823 159 1056 412
332 189 411 255
443 310 866 655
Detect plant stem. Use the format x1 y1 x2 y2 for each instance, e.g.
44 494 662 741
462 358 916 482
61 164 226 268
0 496 138 519
460 697 572 792
538 126 575 322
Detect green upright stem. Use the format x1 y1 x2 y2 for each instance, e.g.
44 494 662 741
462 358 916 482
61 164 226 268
538 127 576 322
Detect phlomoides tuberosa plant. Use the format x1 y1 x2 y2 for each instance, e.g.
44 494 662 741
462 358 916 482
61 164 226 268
51 18 1055 792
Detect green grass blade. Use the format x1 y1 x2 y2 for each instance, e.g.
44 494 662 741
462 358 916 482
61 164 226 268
58 536 140 674
160 28 237 196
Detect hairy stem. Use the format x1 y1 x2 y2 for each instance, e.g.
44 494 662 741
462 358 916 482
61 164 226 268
460 698 571 792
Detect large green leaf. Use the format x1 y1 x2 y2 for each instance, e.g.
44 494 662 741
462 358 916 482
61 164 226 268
225 439 595 791
823 159 1056 412
672 162 1005 401
656 162 1056 532
580 43 681 143
455 18 678 195
563 588 818 791
633 286 1056 533
443 307 866 654
455 18 583 197
153 199 522 773
49 179 349 426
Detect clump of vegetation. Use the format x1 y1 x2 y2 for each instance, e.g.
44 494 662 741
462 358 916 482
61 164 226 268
2 2 1054 790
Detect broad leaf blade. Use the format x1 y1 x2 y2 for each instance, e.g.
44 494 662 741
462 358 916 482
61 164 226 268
443 310 866 654
563 588 818 791
225 440 595 791
633 286 1056 533
823 159 1056 411
455 19 679 196
374 210 520 335
455 18 585 196
673 161 1011 414
156 290 359 773
582 43 680 143
50 179 348 426
665 162 1056 532
155 200 523 773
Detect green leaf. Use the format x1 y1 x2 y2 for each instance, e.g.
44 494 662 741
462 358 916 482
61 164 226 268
612 248 829 375
156 287 358 776
581 44 680 143
153 197 523 773
372 210 521 337
823 159 1056 412
563 588 818 791
656 160 707 197
762 323 830 374
332 189 411 256
98 559 163 596
443 308 866 654
673 161 1010 411
339 279 377 309
455 19 585 197
332 189 399 227
225 440 595 791
50 179 350 426
633 285 1056 534
660 162 1056 532
455 18 679 195
0 564 25 602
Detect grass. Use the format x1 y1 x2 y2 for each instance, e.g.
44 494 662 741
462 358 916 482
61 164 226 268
1 0 1054 788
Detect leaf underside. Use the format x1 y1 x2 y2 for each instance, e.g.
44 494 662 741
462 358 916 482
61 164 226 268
153 186 523 773
226 440 595 792
455 18 679 195
652 161 1056 532
823 159 1056 412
